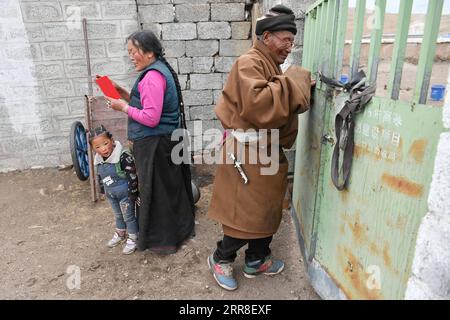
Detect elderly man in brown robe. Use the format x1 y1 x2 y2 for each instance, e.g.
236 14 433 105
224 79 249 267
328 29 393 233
207 5 312 291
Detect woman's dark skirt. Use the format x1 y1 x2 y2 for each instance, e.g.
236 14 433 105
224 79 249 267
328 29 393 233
133 134 195 254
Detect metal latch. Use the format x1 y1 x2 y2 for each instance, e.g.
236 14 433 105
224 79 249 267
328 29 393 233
321 134 335 145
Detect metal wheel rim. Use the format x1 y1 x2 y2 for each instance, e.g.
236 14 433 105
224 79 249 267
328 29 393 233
75 125 89 178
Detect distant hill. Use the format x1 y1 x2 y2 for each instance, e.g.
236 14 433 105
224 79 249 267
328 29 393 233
345 8 450 39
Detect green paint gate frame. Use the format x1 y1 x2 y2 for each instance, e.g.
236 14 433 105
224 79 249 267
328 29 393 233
292 0 446 299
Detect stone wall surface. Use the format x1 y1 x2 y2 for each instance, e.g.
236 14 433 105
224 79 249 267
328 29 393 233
0 0 259 170
138 0 253 154
0 0 139 171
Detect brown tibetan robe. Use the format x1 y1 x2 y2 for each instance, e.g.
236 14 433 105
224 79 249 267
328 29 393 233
207 40 311 239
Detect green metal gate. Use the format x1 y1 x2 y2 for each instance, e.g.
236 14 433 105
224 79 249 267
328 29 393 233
292 0 446 299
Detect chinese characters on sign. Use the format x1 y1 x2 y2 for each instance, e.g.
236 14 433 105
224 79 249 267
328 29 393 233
354 109 403 162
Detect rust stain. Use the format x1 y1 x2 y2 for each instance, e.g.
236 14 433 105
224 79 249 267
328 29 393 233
344 212 368 245
340 224 345 235
369 242 380 255
354 145 370 158
386 215 406 230
408 139 427 163
381 173 423 197
339 247 383 300
354 145 400 163
340 189 349 202
397 137 404 151
383 243 392 269
395 215 407 230
332 247 357 300
323 259 353 299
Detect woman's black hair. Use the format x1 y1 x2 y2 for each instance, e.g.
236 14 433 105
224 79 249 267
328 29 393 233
88 125 112 144
126 30 187 129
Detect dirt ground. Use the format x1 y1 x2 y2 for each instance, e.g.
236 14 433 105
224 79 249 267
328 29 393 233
0 166 319 300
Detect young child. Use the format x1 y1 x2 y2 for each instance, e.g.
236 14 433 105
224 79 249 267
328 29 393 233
89 125 139 254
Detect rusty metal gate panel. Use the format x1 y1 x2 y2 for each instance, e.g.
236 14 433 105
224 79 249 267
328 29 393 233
292 0 446 299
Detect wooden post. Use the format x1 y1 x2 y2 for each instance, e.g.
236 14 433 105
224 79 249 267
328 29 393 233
85 96 97 202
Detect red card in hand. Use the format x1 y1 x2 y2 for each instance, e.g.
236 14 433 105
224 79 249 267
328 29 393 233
95 76 121 99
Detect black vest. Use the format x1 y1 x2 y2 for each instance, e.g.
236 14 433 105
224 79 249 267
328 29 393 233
127 59 180 141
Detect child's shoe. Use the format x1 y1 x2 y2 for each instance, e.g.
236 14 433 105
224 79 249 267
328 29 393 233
107 230 125 248
243 256 285 278
122 233 137 255
207 254 237 291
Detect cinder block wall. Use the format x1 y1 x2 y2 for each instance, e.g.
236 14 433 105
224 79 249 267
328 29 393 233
0 0 255 171
137 0 253 153
0 0 139 171
0 0 313 171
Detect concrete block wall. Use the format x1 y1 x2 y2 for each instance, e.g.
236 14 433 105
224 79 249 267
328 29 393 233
0 0 312 170
0 0 139 171
137 0 253 153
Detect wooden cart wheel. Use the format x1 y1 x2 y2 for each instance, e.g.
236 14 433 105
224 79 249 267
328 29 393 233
70 121 90 181
191 180 200 204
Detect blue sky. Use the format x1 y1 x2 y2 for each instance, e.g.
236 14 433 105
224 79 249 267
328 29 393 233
349 0 450 14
